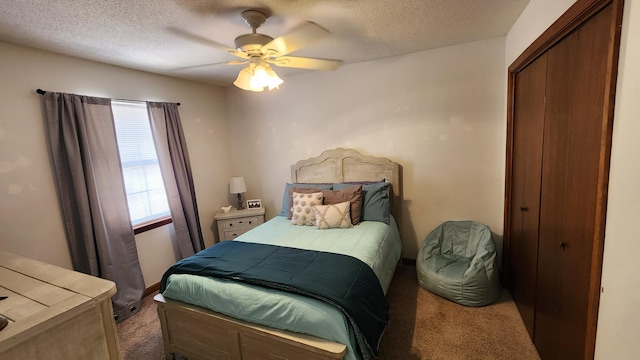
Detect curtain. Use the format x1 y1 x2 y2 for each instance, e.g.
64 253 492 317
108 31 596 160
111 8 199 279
43 92 144 322
147 102 204 257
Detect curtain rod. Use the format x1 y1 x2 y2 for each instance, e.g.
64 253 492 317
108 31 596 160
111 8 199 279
36 89 180 106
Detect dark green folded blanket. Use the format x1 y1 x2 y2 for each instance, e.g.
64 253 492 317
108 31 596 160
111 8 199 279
161 241 389 358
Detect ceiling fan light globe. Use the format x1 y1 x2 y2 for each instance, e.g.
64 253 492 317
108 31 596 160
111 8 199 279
250 64 271 89
234 67 263 92
266 67 284 90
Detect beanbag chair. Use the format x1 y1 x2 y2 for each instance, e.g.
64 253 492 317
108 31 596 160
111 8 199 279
416 220 499 307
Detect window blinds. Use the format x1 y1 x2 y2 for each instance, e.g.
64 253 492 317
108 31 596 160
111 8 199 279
112 100 170 225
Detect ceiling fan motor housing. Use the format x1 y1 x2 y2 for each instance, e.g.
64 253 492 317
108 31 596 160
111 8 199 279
234 33 274 53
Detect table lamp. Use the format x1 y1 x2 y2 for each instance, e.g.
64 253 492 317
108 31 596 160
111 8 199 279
229 176 247 210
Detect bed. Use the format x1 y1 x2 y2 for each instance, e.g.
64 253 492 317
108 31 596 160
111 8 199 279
154 147 403 360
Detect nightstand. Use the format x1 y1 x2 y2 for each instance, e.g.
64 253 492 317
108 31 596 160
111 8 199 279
214 207 265 242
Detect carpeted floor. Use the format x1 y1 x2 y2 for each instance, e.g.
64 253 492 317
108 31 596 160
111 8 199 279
117 292 165 360
117 264 539 360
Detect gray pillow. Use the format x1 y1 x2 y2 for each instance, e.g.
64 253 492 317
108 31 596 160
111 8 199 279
334 181 391 224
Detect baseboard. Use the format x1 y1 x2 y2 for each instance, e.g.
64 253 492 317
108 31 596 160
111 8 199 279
144 282 160 297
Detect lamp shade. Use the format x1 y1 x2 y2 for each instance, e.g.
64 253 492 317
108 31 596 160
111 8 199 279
229 176 247 194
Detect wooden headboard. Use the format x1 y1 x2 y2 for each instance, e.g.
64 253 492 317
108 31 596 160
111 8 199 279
291 148 403 222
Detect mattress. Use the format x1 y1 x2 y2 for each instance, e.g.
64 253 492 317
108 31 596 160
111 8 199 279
162 215 402 360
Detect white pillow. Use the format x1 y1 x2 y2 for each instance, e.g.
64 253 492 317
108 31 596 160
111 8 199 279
313 201 353 229
291 192 323 226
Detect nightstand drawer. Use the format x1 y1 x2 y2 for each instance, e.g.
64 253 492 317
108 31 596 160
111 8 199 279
214 207 265 244
223 229 250 241
221 216 261 231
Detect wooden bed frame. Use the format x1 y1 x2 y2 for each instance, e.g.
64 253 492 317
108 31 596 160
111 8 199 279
155 148 402 360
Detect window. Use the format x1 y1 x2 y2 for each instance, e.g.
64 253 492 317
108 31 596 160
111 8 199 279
112 100 171 227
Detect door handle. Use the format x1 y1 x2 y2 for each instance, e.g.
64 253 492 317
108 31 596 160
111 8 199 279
520 206 529 212
558 241 567 250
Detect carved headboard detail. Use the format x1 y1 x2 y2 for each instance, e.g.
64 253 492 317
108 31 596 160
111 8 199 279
291 148 402 223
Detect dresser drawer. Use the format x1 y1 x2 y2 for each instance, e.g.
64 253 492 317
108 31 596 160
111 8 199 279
221 216 261 231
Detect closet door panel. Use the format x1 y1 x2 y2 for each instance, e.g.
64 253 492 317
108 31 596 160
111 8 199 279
509 53 547 339
535 5 612 359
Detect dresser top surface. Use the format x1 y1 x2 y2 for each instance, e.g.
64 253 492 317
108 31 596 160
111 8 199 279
0 251 116 342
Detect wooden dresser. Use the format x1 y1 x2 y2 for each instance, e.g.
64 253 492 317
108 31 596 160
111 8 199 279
0 251 119 359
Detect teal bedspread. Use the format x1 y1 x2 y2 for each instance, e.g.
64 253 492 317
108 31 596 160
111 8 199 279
162 215 402 360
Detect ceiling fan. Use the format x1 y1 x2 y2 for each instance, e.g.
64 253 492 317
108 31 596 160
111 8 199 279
175 9 342 92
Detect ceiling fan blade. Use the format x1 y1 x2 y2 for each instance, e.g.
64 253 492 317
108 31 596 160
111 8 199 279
170 60 245 71
166 26 248 59
268 56 342 70
228 59 250 66
229 50 250 59
261 22 331 56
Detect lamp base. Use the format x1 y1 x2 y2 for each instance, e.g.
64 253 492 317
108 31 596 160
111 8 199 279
236 193 244 210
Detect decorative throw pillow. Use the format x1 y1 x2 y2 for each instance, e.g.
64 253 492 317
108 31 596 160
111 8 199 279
291 192 323 226
288 187 330 219
279 183 332 217
313 201 353 229
321 185 363 225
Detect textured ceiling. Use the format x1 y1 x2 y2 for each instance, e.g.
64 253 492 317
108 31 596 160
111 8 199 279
0 0 530 87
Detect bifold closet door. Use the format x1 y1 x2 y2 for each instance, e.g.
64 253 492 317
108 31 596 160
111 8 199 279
535 4 613 359
509 53 547 339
